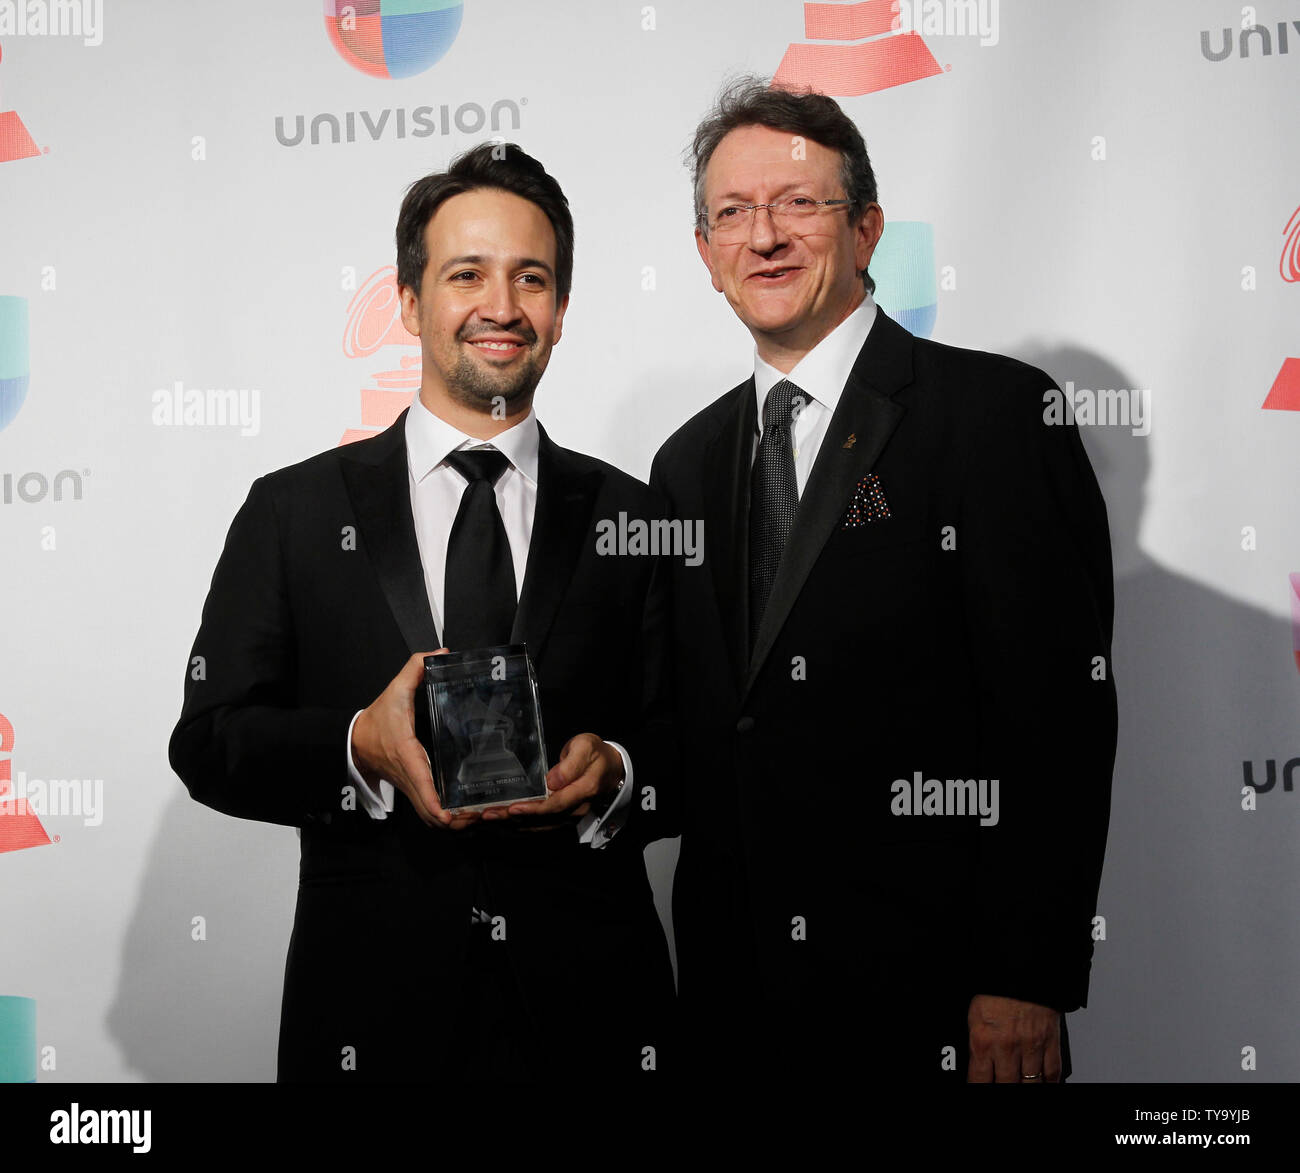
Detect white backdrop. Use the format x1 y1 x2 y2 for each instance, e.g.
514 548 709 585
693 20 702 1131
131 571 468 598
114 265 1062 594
1 0 1297 1082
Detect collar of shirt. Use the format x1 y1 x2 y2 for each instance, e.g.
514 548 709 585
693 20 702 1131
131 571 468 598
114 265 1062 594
405 393 540 485
752 292 877 433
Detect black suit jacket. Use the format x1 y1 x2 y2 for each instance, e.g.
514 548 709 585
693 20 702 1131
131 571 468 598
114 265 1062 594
169 409 676 1082
649 308 1117 1080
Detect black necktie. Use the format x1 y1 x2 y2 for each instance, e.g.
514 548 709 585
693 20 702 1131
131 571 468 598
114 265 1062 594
749 379 803 647
442 448 516 651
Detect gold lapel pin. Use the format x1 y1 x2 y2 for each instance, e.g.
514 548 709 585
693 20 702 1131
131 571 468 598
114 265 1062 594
842 433 857 450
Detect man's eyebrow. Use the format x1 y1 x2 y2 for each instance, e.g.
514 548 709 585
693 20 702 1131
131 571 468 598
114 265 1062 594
439 255 556 278
710 181 814 204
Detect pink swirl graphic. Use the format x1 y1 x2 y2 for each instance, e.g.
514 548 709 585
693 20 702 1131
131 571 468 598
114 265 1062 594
342 267 418 357
1282 206 1300 284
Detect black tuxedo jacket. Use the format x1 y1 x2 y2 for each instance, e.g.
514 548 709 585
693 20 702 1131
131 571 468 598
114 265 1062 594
169 409 676 1082
649 308 1117 1080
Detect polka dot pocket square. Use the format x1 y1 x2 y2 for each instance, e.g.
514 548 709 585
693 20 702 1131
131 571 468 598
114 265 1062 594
841 473 892 528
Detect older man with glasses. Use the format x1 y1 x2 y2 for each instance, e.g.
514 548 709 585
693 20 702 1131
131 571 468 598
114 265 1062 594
650 76 1118 1086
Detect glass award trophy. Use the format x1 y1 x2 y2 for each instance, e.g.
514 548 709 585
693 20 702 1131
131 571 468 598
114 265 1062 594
422 644 550 813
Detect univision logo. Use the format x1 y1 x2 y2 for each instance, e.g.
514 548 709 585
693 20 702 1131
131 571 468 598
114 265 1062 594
325 0 465 80
871 221 938 339
1242 759 1300 792
274 99 520 147
0 295 29 429
0 995 37 1082
2 469 84 504
1201 19 1300 61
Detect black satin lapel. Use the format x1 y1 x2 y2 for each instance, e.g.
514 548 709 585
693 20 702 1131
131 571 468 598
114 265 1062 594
511 426 602 662
745 311 913 696
703 384 756 694
338 410 442 655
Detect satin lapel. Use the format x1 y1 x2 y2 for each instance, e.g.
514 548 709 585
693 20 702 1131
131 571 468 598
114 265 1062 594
338 408 442 655
510 423 603 662
703 383 757 696
744 310 914 698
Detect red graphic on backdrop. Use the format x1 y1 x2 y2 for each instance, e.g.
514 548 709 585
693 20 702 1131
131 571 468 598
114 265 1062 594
1263 205 1300 409
773 0 943 97
338 266 420 446
0 714 52 853
0 42 41 164
1281 205 1300 283
1290 573 1300 675
1262 358 1300 411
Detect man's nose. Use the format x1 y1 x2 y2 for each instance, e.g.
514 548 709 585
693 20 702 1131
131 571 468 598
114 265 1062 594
746 204 788 253
480 273 523 324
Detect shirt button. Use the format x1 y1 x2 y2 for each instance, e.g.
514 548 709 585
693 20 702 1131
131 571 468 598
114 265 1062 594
736 716 755 734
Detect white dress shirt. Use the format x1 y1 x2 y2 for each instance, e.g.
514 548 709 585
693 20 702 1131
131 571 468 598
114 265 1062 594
345 395 633 846
752 292 877 489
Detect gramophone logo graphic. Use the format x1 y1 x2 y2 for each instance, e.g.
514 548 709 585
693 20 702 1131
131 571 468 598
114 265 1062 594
0 40 40 164
456 692 526 797
1262 203 1300 412
0 714 52 854
773 0 944 97
1290 574 1300 675
338 266 420 446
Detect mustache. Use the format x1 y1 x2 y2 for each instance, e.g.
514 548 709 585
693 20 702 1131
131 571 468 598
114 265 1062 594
458 324 538 344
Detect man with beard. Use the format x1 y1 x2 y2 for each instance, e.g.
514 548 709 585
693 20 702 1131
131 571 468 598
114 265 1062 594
169 144 676 1083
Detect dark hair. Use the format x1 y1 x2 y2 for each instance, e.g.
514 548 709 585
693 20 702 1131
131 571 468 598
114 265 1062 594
688 76 879 293
396 142 574 298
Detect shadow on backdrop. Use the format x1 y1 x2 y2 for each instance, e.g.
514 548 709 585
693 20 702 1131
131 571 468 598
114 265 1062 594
106 792 297 1081
1015 343 1299 1082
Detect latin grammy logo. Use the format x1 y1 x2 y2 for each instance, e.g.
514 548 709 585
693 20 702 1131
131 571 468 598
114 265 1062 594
0 40 41 164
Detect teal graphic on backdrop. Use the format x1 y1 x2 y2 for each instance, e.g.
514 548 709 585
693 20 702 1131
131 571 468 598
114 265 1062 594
0 995 36 1082
0 295 30 430
872 221 937 338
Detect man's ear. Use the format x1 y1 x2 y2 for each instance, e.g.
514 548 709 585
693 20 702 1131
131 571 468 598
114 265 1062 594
398 283 422 337
551 292 570 346
855 204 885 279
695 227 724 294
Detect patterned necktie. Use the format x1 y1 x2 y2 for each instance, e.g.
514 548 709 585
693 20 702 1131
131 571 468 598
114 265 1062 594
749 378 803 647
442 448 516 651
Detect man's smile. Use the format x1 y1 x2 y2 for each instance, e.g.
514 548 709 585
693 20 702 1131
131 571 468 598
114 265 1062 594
463 333 530 358
746 265 802 284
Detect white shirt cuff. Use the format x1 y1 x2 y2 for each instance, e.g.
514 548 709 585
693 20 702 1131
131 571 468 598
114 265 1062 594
347 709 394 819
576 741 633 849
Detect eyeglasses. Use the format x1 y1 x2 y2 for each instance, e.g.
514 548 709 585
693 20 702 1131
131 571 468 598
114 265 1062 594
699 196 853 239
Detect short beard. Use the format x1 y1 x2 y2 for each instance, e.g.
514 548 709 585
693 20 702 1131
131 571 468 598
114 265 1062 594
443 325 546 414
444 349 545 412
